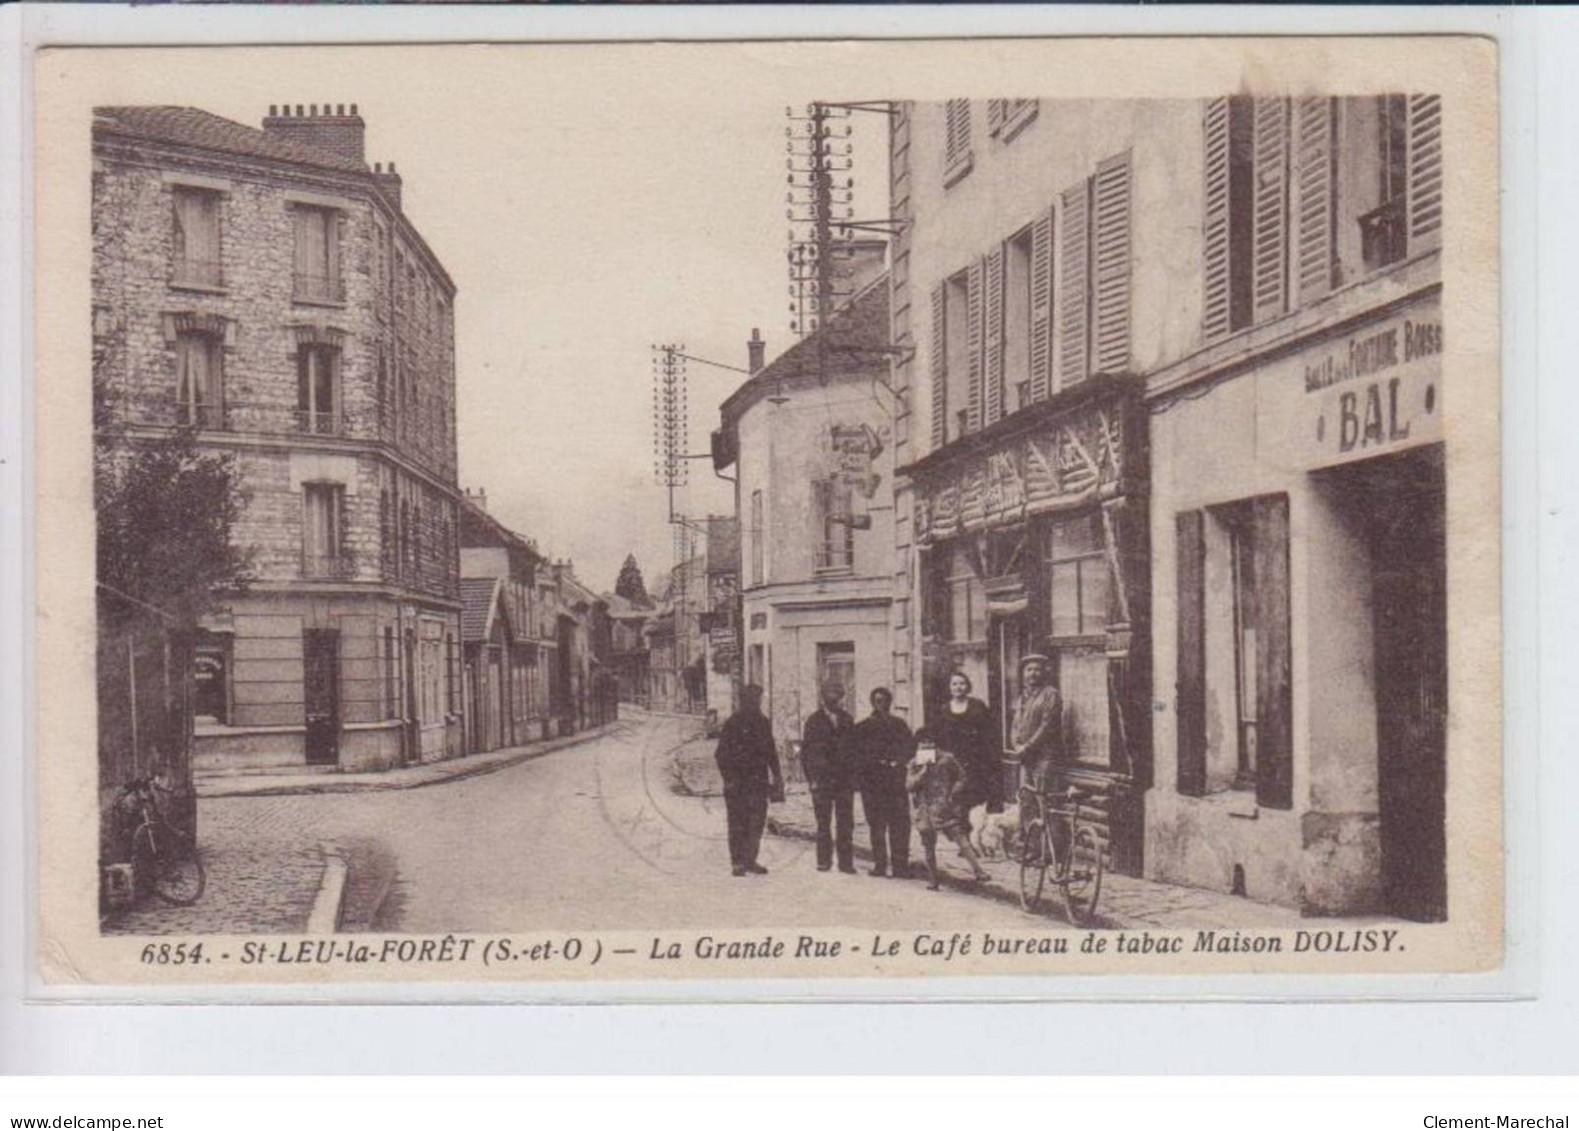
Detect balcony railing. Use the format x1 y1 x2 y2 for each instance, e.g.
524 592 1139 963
293 272 346 305
174 401 226 430
171 258 224 290
295 408 344 436
1359 196 1408 272
302 553 355 581
815 544 855 574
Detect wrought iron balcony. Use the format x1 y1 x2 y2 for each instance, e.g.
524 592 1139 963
295 408 344 436
171 258 224 290
302 553 355 581
293 272 346 305
174 401 227 430
1359 196 1408 271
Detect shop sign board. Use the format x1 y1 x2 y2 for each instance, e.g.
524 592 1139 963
1257 295 1443 473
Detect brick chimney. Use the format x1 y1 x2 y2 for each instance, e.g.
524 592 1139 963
262 103 366 165
464 487 488 512
371 161 403 213
747 328 766 375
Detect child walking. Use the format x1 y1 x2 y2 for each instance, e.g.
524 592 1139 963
906 730 991 891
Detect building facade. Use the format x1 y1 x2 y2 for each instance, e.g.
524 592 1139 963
1144 95 1446 919
890 94 1447 909
93 103 463 773
889 99 1187 874
716 249 897 765
459 492 552 752
604 593 654 708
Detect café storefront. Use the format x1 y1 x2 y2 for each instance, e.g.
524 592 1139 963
1146 280 1446 920
909 377 1152 876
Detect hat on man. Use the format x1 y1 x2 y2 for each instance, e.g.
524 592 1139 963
1019 653 1052 674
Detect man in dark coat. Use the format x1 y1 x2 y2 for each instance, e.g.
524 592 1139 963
714 684 782 877
801 681 858 873
853 687 915 878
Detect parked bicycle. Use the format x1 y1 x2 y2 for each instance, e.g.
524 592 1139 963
116 775 206 906
1016 780 1105 925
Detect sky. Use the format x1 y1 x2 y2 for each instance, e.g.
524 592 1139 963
83 44 888 597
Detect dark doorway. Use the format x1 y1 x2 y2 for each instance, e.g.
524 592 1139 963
1329 446 1447 921
303 628 340 766
403 627 420 764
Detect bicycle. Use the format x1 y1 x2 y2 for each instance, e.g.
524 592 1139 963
1016 779 1105 925
116 775 206 907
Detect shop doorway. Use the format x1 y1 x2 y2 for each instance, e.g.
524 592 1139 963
302 628 340 766
1328 447 1447 921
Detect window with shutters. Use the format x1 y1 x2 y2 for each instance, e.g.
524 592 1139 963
943 270 971 443
943 99 973 187
174 332 224 429
1004 227 1034 413
292 205 344 305
1201 96 1257 343
1058 151 1133 386
302 482 347 579
296 344 341 435
171 187 223 290
1361 95 1411 270
987 99 1039 143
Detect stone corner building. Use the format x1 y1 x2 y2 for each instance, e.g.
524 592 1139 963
93 103 464 773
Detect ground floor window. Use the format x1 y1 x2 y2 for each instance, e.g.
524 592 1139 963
192 634 230 725
1175 494 1291 807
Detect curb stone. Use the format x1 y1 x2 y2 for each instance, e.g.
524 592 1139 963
305 843 349 934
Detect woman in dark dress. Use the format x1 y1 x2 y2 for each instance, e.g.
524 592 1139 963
930 670 1001 815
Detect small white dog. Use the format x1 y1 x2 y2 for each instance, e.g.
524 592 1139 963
968 802 1021 861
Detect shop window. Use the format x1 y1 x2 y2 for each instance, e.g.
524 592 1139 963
945 546 986 645
174 332 224 429
192 635 230 725
1044 514 1110 640
292 205 344 304
302 482 347 579
171 187 223 289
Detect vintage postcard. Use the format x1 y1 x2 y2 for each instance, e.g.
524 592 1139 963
30 36 1501 990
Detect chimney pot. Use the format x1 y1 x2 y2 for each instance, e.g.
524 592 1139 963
747 327 766 375
269 104 277 116
351 103 358 115
295 104 304 116
336 103 345 115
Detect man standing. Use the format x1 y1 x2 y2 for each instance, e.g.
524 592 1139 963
714 684 782 877
1011 654 1063 793
801 681 858 873
854 687 914 878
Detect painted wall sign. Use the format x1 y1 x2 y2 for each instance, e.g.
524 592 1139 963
913 403 1126 545
1257 295 1443 473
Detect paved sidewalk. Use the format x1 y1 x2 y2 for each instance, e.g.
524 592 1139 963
765 789 1304 930
196 719 626 798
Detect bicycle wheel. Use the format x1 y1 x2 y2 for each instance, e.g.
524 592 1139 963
1063 824 1105 926
1017 791 1050 913
151 826 206 906
129 822 159 903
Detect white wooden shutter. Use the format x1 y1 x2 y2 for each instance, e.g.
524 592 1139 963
1028 205 1055 402
1294 96 1338 304
1407 93 1443 252
929 282 947 450
965 258 985 434
987 99 1006 137
983 244 1006 426
1202 97 1233 343
1092 150 1133 375
1252 97 1291 324
1059 180 1092 387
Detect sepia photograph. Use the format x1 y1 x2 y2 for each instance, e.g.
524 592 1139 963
28 36 1501 988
